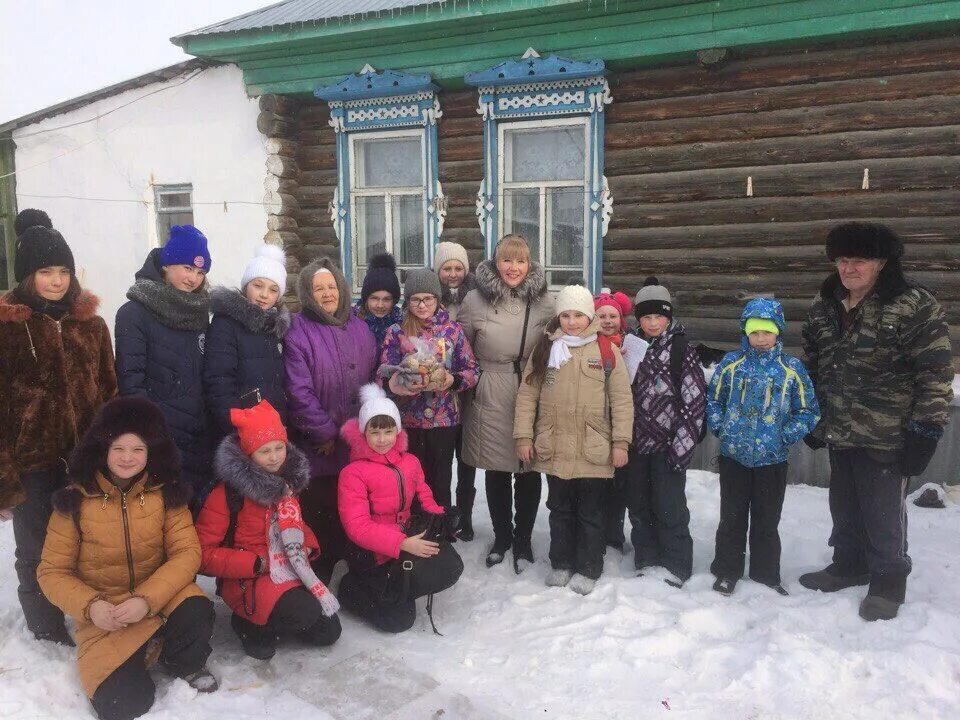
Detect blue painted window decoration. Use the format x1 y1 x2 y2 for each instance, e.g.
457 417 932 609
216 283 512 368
315 64 445 291
465 49 612 291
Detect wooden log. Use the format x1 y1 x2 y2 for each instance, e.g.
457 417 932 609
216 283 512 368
265 137 299 156
297 227 340 244
607 69 960 124
259 94 300 115
263 230 300 247
263 191 299 215
298 128 338 146
438 159 484 183
298 244 341 262
264 175 298 194
267 214 298 231
439 136 482 163
608 156 960 204
438 227 484 249
603 217 960 251
605 95 960 149
298 145 338 171
265 154 300 179
604 125 960 176
611 190 960 229
442 181 483 207
299 169 337 186
611 36 960 102
437 116 483 140
257 111 295 138
297 185 335 207
677 298 813 321
297 103 332 124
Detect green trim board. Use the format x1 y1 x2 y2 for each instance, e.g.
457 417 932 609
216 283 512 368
0 138 16 290
176 0 960 97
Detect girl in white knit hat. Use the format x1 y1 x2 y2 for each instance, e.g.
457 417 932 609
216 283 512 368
513 285 634 595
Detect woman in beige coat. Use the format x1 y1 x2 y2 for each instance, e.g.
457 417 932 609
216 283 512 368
458 235 554 571
514 286 634 596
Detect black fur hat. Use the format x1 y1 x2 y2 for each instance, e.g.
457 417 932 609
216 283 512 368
14 208 52 237
825 222 904 262
67 396 187 504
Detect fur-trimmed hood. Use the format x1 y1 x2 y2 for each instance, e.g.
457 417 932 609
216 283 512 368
474 259 548 307
127 248 210 331
340 417 409 465
210 286 291 339
296 256 351 326
213 434 310 507
819 259 911 304
0 289 100 324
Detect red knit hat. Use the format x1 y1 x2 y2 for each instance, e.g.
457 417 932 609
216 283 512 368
230 400 288 455
594 291 632 332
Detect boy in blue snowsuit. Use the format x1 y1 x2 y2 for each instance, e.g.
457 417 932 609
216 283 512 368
707 298 820 596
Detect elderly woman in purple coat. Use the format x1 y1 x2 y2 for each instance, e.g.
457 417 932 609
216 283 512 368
284 256 377 578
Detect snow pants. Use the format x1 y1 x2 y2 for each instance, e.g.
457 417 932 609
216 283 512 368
300 473 350 582
485 470 542 545
710 457 788 586
546 476 605 580
407 426 459 508
13 466 67 638
828 447 911 580
622 452 693 581
91 596 214 720
339 542 464 633
231 586 342 648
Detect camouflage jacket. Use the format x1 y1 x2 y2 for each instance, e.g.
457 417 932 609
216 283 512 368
801 269 953 451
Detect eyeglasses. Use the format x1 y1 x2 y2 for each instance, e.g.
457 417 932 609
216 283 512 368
408 297 437 307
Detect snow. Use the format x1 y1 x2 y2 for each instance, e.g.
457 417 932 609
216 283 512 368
2 470 960 719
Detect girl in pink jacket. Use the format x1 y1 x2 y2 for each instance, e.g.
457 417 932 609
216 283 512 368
337 385 463 633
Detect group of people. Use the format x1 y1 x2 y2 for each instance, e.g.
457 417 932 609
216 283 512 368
0 208 953 720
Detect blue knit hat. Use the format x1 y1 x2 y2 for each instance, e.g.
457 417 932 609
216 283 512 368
160 225 211 272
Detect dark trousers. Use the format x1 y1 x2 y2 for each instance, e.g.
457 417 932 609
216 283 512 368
828 447 911 579
546 476 606 580
407 426 458 508
602 466 629 547
622 452 693 581
299 474 349 582
13 466 67 637
455 425 477 499
91 596 214 720
339 542 464 633
485 470 542 544
232 587 342 647
710 457 788 586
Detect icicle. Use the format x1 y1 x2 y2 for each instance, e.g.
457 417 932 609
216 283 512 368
746 176 753 197
861 168 870 190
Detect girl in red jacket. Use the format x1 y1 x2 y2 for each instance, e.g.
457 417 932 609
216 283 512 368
196 401 341 660
337 385 464 633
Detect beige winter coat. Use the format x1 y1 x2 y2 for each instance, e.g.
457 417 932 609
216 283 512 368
458 260 555 473
514 320 634 480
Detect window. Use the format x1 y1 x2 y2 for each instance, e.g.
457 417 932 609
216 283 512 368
500 119 588 287
154 184 193 245
466 49 612 291
350 131 426 286
316 65 444 292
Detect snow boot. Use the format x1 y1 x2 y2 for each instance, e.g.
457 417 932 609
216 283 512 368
859 574 906 622
231 615 277 661
546 569 573 587
767 583 789 596
182 668 219 693
798 564 870 592
457 487 476 541
568 574 596 596
513 537 534 574
713 577 736 596
485 536 512 568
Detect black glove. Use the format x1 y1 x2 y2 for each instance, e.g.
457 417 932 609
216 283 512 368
902 422 942 477
803 434 827 451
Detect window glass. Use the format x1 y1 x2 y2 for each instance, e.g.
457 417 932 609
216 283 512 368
356 137 423 188
504 127 584 182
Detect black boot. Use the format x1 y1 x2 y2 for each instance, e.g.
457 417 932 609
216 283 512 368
486 536 512 568
799 563 870 593
512 537 534 575
457 487 476 542
230 614 276 660
859 574 906 622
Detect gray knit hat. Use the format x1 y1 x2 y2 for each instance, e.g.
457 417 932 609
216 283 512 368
404 268 442 299
433 241 469 274
633 276 673 319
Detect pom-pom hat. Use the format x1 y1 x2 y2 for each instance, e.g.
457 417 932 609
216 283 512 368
634 276 673 320
358 384 402 432
361 252 402 303
433 241 470 275
594 290 632 332
241 244 288 296
556 284 596 319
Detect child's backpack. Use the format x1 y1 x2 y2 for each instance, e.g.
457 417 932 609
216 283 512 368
668 333 717 444
215 485 246 596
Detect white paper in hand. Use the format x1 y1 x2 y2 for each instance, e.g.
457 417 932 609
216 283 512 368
622 334 649 384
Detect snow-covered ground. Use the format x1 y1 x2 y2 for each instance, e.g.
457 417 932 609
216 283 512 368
1 470 959 719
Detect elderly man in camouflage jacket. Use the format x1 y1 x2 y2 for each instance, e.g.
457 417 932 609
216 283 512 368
799 222 953 622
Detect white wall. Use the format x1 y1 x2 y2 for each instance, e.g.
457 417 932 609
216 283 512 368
13 64 266 329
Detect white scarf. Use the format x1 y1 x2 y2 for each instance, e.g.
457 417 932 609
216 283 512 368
548 333 597 370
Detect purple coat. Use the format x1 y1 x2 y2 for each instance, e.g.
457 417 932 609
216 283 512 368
284 313 377 476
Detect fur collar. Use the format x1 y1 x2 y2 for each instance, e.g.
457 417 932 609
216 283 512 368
52 471 191 517
474 259 548 306
210 286 291 339
127 278 209 331
440 273 477 308
0 289 100 324
340 418 409 465
213 435 310 507
819 260 911 304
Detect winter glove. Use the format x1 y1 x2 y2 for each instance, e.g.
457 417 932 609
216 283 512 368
803 434 827 451
901 422 943 477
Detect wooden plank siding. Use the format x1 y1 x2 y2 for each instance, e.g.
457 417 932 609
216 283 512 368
288 35 959 364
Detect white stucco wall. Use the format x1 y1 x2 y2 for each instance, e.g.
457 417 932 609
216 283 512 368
12 64 265 329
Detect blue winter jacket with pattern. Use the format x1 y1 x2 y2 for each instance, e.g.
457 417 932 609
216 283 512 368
707 298 820 468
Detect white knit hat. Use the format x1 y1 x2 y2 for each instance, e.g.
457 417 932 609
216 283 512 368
555 284 595 319
358 383 402 432
433 241 469 274
241 244 288 296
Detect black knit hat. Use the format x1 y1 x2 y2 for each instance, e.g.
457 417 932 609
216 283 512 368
14 208 52 237
825 222 904 262
634 276 673 320
361 252 402 303
14 226 76 282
